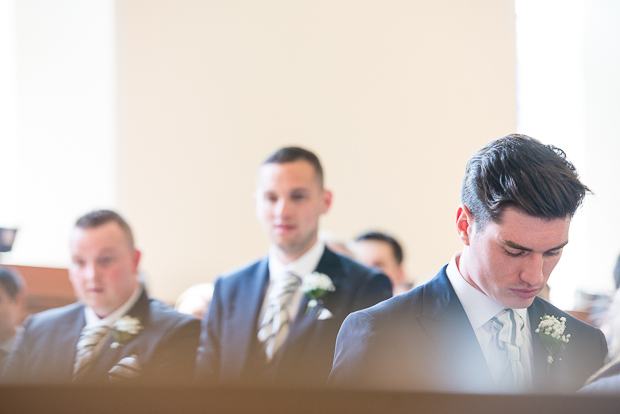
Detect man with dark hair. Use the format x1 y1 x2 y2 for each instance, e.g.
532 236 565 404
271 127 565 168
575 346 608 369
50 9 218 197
196 146 392 388
354 231 411 295
0 267 25 373
2 210 200 385
330 134 607 393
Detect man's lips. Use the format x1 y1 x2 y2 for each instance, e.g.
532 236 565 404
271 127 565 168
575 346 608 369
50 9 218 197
510 288 540 299
274 224 295 233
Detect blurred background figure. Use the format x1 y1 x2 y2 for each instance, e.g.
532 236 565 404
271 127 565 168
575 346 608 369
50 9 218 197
175 283 214 319
580 253 620 392
0 266 26 372
354 231 413 295
318 230 354 258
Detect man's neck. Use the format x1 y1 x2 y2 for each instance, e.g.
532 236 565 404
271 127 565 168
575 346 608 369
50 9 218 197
273 238 319 265
456 250 485 295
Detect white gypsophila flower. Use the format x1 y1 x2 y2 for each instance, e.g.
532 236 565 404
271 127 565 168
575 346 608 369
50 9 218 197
300 272 336 294
114 316 143 335
300 272 336 315
537 314 570 374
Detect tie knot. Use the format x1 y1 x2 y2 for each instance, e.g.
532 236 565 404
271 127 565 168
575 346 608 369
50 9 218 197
77 325 110 348
269 272 302 300
491 309 525 356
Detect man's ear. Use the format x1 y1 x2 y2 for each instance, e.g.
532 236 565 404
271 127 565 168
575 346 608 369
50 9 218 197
321 189 333 214
133 249 142 271
456 204 475 246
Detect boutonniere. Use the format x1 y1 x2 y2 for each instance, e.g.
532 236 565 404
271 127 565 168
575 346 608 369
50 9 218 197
535 314 570 374
300 272 335 315
110 316 144 349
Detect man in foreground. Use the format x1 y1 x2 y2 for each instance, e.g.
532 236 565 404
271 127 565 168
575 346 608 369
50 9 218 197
196 147 392 388
329 134 607 393
2 210 200 385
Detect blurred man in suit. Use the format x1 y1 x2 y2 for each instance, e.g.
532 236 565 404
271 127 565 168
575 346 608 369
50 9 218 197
354 231 412 295
0 267 25 373
330 134 607 393
2 210 200 385
196 147 392 388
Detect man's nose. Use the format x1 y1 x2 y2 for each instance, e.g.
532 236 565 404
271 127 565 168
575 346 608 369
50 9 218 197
274 198 291 217
84 262 99 282
521 254 544 286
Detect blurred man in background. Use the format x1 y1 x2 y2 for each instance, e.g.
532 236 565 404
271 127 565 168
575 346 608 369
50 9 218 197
354 231 412 295
0 267 25 373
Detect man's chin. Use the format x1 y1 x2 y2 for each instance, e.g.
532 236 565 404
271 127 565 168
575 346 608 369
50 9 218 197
502 296 536 310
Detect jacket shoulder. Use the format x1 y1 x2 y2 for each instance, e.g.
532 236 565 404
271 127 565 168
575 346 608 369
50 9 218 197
23 302 83 330
145 297 200 328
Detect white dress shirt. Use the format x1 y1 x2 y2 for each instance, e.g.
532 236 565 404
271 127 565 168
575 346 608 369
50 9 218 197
257 240 325 331
446 252 533 390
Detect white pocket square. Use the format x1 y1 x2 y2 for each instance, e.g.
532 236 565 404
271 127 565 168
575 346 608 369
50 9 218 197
108 354 142 382
317 308 333 320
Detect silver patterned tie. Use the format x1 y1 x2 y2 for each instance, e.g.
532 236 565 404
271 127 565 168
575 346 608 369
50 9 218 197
491 308 525 391
257 272 302 361
73 325 110 382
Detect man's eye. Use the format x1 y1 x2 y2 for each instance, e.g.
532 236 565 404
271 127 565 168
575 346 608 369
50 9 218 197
99 257 113 265
291 194 306 200
544 250 561 257
505 250 524 258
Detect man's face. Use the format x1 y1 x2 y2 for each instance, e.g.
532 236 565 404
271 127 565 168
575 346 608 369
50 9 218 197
458 206 570 309
0 285 21 341
69 221 140 318
255 160 331 263
354 239 404 286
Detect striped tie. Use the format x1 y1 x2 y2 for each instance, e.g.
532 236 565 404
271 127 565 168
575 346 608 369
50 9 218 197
257 272 302 361
491 308 525 391
73 325 110 382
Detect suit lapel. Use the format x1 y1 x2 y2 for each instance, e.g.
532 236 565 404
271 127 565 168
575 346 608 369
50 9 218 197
529 298 567 392
417 269 494 392
275 248 342 366
54 306 86 382
82 289 150 383
232 257 270 377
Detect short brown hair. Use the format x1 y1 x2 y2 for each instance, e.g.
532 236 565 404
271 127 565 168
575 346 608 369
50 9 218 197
461 134 590 230
263 147 324 188
75 210 135 248
0 266 25 299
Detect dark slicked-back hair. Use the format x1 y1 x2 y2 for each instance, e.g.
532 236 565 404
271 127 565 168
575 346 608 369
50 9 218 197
263 147 324 188
461 134 590 231
75 210 135 248
355 231 404 265
0 266 25 299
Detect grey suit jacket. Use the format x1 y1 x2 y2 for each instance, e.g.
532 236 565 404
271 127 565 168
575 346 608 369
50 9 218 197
329 265 608 393
1 289 200 385
195 247 392 388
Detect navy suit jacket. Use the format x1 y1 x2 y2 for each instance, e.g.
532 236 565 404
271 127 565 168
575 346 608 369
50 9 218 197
329 265 608 393
195 247 392 388
2 289 200 385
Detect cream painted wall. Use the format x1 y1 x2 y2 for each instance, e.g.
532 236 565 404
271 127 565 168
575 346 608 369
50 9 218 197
117 0 517 303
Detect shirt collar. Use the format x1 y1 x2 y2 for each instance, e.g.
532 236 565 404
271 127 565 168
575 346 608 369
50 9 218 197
446 252 505 330
84 284 143 328
268 239 325 282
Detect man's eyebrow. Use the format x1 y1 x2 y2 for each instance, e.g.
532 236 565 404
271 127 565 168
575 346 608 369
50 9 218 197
502 240 569 252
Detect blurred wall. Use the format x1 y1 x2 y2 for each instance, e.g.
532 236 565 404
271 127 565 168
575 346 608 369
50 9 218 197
116 0 517 303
